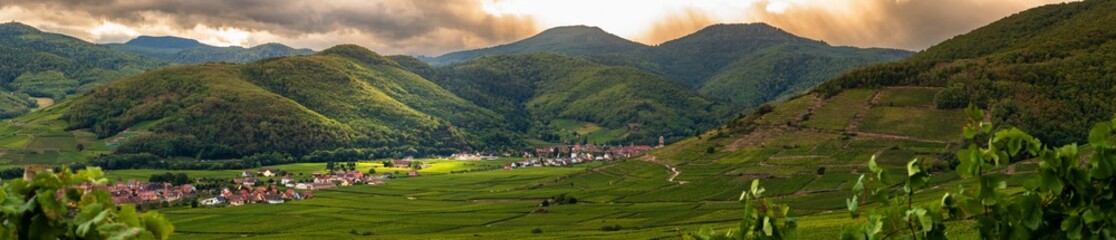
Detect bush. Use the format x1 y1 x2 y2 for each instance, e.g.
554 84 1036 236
600 224 623 231
531 228 543 234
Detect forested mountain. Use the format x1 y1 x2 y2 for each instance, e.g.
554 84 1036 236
649 23 825 87
0 21 911 160
817 0 1116 145
123 36 205 49
105 36 314 64
427 23 911 107
60 45 508 159
44 44 720 159
0 22 163 117
696 43 912 106
426 26 650 66
424 53 724 145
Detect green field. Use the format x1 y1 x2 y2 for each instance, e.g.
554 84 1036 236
545 119 625 145
858 106 967 141
876 88 940 108
0 100 111 167
801 89 875 130
152 157 1001 239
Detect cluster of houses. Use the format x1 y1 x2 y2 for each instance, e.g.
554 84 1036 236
97 180 198 205
532 141 659 159
508 141 661 169
302 170 386 188
205 185 311 206
202 167 391 206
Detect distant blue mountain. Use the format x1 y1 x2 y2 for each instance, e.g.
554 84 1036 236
108 36 314 64
125 36 205 49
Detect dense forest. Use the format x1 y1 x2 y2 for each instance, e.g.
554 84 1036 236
818 0 1116 145
428 53 725 145
61 45 509 159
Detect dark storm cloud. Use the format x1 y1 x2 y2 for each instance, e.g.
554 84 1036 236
0 0 538 54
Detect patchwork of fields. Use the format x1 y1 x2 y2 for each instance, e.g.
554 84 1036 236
158 158 1009 239
0 87 1025 239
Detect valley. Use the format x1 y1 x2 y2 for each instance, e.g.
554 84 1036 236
0 0 1114 239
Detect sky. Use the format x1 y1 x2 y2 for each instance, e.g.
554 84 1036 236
0 0 1074 56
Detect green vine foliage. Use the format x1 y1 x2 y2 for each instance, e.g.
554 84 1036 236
0 166 174 239
949 105 1116 239
686 179 797 240
840 155 946 240
842 104 1116 239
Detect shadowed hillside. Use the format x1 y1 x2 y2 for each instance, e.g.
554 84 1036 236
59 45 506 159
818 0 1116 145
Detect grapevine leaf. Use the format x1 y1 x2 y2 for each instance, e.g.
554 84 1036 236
1083 209 1104 224
1089 122 1111 147
762 216 773 236
847 195 859 218
965 104 984 123
1062 215 1082 240
852 174 865 193
142 210 175 240
118 205 142 228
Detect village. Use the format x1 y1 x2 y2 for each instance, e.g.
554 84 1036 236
99 167 390 208
506 139 661 169
97 140 660 208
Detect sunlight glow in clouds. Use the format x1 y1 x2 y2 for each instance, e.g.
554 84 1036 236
90 21 138 40
1 0 1076 55
193 25 252 47
481 0 757 42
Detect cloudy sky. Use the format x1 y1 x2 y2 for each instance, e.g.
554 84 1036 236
0 0 1073 56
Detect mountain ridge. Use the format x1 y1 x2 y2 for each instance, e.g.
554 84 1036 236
125 36 204 49
427 25 649 66
428 23 912 108
106 36 313 64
